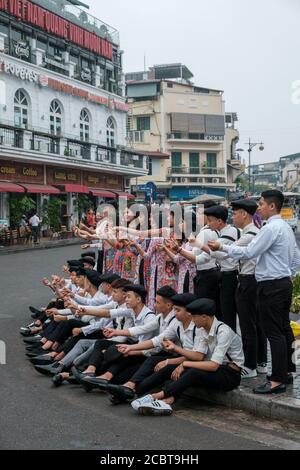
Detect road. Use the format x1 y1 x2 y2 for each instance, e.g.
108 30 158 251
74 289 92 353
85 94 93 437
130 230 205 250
0 245 299 450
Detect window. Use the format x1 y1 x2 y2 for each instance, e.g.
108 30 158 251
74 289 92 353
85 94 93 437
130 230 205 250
50 100 62 136
172 152 182 173
14 90 29 128
107 117 115 148
206 153 217 169
148 158 153 176
80 109 90 142
189 153 200 174
137 116 150 131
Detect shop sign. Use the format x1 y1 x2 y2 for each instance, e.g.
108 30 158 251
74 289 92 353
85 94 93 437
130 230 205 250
0 160 43 182
80 68 92 82
13 40 30 59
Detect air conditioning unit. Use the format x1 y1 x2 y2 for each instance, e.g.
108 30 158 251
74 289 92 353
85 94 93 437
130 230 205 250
132 155 139 161
212 178 220 184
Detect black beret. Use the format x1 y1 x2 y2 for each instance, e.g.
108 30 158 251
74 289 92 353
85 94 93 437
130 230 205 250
204 206 228 222
186 298 216 317
231 199 258 216
156 286 177 300
100 273 121 284
123 284 147 303
67 259 82 267
81 252 96 259
82 257 96 268
69 265 79 273
171 293 198 307
84 269 102 288
76 267 86 276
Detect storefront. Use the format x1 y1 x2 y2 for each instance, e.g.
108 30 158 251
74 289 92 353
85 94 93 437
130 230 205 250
169 186 227 202
0 159 127 228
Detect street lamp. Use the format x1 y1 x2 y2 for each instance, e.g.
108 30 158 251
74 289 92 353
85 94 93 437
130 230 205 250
246 139 264 193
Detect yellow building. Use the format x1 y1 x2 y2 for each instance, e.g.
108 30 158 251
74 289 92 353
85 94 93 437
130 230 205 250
126 64 241 202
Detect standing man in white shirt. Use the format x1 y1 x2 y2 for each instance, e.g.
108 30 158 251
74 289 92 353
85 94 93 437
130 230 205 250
209 190 300 395
29 211 41 244
209 198 267 379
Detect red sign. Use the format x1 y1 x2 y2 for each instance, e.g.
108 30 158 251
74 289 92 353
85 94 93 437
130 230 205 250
0 0 113 60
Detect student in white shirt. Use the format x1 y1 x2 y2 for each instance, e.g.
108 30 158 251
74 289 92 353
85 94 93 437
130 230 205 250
133 298 244 416
81 285 157 392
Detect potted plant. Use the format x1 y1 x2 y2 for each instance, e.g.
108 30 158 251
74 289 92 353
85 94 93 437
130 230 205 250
42 198 66 236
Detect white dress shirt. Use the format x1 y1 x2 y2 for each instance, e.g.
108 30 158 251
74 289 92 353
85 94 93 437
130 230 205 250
222 215 300 282
129 306 157 343
194 226 218 271
194 318 244 367
152 319 199 351
210 225 240 272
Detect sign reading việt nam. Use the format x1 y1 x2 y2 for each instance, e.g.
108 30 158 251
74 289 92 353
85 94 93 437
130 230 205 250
0 0 113 60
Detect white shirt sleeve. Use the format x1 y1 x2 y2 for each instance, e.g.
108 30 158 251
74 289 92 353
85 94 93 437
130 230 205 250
223 225 276 260
128 318 159 337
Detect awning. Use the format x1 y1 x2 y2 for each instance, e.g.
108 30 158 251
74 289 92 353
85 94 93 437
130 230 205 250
57 184 89 194
21 184 61 194
0 182 24 193
89 189 117 198
113 191 135 200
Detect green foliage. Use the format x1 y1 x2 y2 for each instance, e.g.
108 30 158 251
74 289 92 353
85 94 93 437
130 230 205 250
74 195 92 217
9 194 36 229
42 197 66 232
235 176 248 192
291 274 300 314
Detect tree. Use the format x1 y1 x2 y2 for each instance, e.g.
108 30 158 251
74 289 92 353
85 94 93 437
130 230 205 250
42 198 66 232
9 194 36 229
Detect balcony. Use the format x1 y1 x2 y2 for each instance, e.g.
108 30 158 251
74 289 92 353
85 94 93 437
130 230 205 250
167 167 226 176
0 121 148 176
167 133 224 143
0 128 24 148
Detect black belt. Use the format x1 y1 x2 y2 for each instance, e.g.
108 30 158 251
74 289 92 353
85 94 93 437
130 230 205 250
258 277 291 286
239 274 256 279
197 268 220 275
221 270 238 277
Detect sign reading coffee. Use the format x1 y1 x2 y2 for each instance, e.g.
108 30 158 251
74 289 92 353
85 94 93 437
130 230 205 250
0 159 43 182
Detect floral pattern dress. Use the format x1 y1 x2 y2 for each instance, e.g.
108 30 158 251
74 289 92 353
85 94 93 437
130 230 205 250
144 238 178 310
173 242 196 294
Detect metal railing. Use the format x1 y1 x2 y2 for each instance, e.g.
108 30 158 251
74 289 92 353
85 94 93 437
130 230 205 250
0 127 24 148
168 166 225 176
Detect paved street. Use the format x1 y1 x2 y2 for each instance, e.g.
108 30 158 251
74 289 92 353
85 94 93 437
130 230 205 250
0 245 299 450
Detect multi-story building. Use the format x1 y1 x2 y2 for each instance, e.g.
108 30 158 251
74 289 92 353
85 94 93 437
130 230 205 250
250 161 280 188
280 153 300 192
0 0 147 226
126 63 238 202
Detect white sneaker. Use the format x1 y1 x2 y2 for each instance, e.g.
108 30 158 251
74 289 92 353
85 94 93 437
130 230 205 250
257 363 268 374
241 367 258 379
131 395 154 411
138 400 173 416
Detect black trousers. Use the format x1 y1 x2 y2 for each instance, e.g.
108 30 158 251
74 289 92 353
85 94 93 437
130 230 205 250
51 319 88 344
107 356 147 382
135 363 179 397
88 340 125 372
163 365 241 399
97 250 104 274
194 268 221 303
236 275 267 369
257 278 295 383
58 329 105 355
220 271 238 332
129 352 176 388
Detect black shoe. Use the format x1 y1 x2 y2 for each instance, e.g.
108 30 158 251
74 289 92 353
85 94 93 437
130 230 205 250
80 376 109 391
266 374 294 385
20 328 34 337
30 355 54 366
29 306 43 316
23 336 42 344
52 374 64 387
253 382 287 395
66 375 81 385
26 348 47 357
106 384 136 402
71 366 95 383
34 362 64 376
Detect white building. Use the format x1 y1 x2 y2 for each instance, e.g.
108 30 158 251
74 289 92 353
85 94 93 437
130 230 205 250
0 0 147 227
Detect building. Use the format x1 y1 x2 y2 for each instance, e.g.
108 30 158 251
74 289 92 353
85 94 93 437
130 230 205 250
249 161 280 188
280 153 300 192
126 63 239 202
0 0 148 228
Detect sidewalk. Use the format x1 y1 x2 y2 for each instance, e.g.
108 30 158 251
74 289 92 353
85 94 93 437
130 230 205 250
185 369 300 424
0 238 82 255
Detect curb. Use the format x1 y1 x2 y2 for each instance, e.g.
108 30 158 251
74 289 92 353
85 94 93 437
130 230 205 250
0 239 83 255
184 382 300 424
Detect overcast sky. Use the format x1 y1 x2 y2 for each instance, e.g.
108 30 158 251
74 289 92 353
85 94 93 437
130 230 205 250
84 0 300 165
